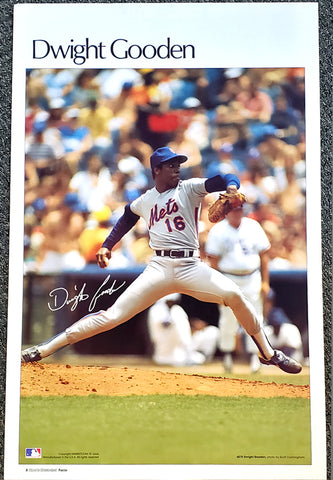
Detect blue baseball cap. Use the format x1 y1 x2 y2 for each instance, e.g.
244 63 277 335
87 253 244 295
150 147 188 169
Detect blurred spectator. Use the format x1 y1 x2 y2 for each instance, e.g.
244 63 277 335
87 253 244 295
195 68 244 110
282 227 307 268
282 143 303 170
78 98 113 142
118 129 154 169
25 166 71 211
79 206 112 264
248 202 282 227
205 142 245 178
277 166 305 217
236 76 274 123
71 70 100 107
211 104 249 151
184 110 210 153
128 219 152 265
261 220 293 270
117 155 149 202
296 132 306 162
261 214 306 270
216 68 245 105
235 76 277 144
59 108 93 171
147 294 219 366
270 95 303 144
25 98 43 135
282 68 305 115
167 69 198 109
96 68 143 100
143 70 172 110
257 134 289 168
136 101 179 150
168 126 202 175
26 128 58 181
241 163 280 205
26 70 49 111
36 197 88 273
25 158 40 200
69 151 113 212
107 170 130 208
264 289 303 363
31 98 67 162
24 232 36 274
79 207 134 268
259 69 286 102
281 144 306 191
108 81 139 139
42 68 78 107
213 101 247 126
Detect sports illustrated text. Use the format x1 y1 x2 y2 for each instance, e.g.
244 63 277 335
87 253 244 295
47 275 126 312
32 37 196 64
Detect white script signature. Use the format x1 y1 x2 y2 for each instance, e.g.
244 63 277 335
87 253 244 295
48 275 126 312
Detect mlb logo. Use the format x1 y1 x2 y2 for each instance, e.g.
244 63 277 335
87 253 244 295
25 448 42 458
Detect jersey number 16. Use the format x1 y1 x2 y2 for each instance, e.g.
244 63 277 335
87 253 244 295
165 216 186 232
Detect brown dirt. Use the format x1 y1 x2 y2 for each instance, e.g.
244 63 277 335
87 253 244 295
20 363 310 398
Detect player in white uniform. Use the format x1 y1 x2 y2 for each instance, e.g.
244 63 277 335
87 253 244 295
147 293 218 366
205 207 271 373
22 147 302 374
263 289 304 364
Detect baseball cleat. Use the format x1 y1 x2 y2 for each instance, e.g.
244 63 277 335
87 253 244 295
21 346 42 363
259 350 302 374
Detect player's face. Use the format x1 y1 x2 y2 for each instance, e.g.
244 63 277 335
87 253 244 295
155 160 181 192
227 207 244 228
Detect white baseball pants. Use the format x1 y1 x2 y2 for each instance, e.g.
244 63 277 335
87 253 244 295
66 256 262 345
218 270 264 354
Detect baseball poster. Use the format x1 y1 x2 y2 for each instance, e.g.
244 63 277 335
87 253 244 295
4 2 328 480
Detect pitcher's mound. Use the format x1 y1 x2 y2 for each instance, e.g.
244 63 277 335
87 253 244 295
21 363 310 398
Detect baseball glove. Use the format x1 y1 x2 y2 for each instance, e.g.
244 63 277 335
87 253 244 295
208 191 247 223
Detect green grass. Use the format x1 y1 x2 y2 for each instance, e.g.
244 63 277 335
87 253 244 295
20 394 310 465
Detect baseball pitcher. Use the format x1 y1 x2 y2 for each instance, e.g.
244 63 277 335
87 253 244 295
22 147 302 374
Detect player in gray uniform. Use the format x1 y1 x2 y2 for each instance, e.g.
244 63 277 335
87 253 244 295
22 147 302 374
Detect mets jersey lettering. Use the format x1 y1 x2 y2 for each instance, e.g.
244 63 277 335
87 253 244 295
148 198 179 228
130 178 207 250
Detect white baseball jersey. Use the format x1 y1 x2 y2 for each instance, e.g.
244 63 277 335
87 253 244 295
265 323 302 351
205 217 270 274
147 301 204 366
205 216 270 354
147 300 218 366
130 178 207 250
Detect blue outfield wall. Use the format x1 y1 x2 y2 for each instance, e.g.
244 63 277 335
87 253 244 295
22 266 308 357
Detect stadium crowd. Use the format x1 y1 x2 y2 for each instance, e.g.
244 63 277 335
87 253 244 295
24 67 307 274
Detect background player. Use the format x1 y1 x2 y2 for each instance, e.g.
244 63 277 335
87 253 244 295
263 289 304 364
22 147 302 374
147 293 219 366
205 205 271 373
